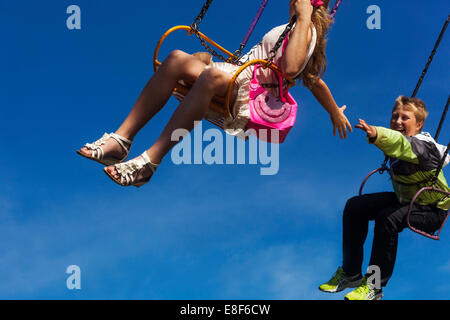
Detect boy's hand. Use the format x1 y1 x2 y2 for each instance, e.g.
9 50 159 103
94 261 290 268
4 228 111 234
355 119 377 139
330 105 352 139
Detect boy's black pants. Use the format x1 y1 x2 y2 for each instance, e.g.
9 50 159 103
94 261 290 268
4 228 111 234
342 192 447 287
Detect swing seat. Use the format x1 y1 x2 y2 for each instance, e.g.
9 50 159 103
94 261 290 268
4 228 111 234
153 25 294 126
360 165 450 240
406 187 450 240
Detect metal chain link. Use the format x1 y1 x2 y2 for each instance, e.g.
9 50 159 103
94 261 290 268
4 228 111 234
380 156 389 173
412 13 449 98
190 0 236 63
193 32 235 63
191 0 213 32
433 141 450 184
190 2 299 68
266 16 296 64
435 94 450 141
231 45 246 65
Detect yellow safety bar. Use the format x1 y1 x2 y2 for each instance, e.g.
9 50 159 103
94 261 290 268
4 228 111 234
153 25 234 71
153 25 295 119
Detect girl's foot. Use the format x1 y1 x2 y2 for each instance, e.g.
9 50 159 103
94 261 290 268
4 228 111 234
104 151 159 187
77 132 132 166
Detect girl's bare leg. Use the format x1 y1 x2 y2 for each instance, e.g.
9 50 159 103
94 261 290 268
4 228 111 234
79 50 207 158
106 66 238 181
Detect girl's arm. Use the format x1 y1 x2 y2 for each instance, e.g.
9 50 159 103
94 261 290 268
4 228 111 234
281 0 314 78
310 78 352 139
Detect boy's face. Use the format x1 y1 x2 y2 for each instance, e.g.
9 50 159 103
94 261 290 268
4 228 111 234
390 105 423 137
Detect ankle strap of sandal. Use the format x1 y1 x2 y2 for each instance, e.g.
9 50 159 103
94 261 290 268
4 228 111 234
140 151 159 173
110 132 133 155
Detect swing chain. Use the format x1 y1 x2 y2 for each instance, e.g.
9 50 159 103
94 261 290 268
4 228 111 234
432 141 450 184
191 30 234 63
412 13 449 98
189 0 240 64
434 94 450 141
266 16 296 64
379 156 389 174
189 2 301 66
191 0 214 33
265 2 343 66
190 1 341 67
231 45 246 65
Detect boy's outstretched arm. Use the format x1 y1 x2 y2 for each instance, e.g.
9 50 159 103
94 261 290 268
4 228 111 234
355 119 422 164
355 118 378 140
309 78 352 139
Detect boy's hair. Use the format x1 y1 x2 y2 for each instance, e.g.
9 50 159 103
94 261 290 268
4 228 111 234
299 0 333 89
393 96 429 124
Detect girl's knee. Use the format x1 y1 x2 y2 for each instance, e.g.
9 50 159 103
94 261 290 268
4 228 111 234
163 50 206 83
196 67 230 93
163 50 189 67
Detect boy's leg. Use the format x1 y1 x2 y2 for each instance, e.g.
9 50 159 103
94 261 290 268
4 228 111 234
408 205 448 234
342 192 399 276
369 203 447 287
319 193 399 294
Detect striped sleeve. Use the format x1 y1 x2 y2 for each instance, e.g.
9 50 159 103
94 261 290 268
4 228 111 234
371 127 419 164
371 127 446 169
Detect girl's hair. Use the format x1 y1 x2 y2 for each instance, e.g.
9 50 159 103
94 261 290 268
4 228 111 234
393 96 429 124
299 1 333 89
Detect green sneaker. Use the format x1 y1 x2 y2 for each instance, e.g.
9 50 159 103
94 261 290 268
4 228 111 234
344 277 383 300
319 267 364 293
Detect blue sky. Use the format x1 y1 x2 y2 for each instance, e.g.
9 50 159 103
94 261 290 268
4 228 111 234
1 0 449 300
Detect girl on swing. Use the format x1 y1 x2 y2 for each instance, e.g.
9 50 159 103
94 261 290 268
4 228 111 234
77 0 352 187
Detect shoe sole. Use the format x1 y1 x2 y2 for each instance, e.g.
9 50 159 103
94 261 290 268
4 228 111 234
77 149 143 188
103 167 150 188
344 292 383 301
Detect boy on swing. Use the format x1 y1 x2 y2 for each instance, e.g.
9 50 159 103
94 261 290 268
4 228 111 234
319 95 450 300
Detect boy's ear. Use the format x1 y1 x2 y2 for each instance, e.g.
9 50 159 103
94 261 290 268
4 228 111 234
416 120 425 132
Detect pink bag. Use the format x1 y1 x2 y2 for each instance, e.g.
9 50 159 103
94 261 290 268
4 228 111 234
246 34 298 143
246 64 298 143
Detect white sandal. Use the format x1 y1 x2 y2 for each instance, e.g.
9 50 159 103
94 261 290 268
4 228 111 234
104 152 159 188
77 132 132 166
